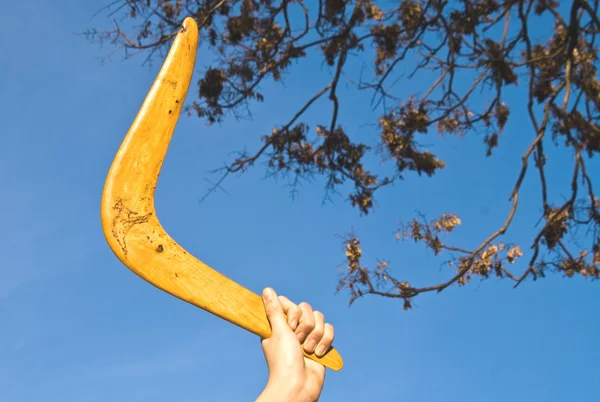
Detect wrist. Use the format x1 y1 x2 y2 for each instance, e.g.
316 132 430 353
256 385 295 402
256 380 302 402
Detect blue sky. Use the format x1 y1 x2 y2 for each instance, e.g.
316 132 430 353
1 1 599 401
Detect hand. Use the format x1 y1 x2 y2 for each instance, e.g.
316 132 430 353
256 288 335 402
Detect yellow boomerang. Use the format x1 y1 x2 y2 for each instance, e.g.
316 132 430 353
100 17 343 371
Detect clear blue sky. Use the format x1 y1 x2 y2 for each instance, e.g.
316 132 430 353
1 1 599 401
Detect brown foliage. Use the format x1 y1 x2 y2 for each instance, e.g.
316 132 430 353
87 0 600 308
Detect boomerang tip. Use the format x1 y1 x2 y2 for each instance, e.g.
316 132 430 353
328 350 344 371
182 16 198 34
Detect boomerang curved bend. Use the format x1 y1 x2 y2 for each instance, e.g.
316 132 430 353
100 17 343 371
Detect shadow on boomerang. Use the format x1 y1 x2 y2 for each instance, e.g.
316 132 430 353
100 17 343 371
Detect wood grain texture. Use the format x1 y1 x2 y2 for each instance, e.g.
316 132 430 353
100 17 343 371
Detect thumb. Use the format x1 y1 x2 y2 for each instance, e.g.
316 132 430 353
262 287 288 333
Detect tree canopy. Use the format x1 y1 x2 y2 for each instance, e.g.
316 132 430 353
86 0 600 309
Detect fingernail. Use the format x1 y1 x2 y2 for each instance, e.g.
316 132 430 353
305 340 316 352
263 288 275 302
290 319 297 330
316 345 326 356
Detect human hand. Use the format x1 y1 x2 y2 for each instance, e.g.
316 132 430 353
256 287 335 402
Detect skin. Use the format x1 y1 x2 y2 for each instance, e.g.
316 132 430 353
256 288 335 402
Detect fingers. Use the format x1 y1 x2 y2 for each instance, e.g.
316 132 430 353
303 310 324 354
302 312 334 357
261 288 288 333
295 302 315 344
278 296 302 331
263 288 335 358
315 323 334 357
290 300 335 358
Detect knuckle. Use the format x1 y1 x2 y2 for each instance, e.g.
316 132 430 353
304 318 316 330
311 326 325 339
300 311 315 325
299 320 315 334
321 324 335 343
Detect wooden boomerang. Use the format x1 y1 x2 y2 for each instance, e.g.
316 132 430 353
100 17 343 371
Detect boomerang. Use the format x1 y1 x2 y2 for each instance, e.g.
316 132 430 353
100 17 343 371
